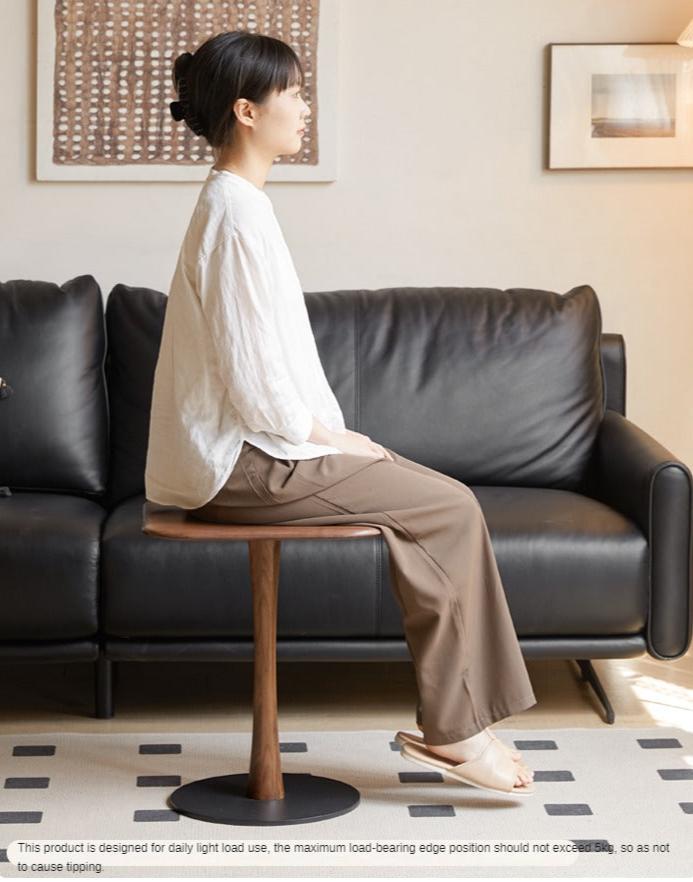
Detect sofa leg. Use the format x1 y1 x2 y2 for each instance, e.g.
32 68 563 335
575 659 615 724
95 655 114 719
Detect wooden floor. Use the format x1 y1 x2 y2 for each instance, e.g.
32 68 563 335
1 643 692 736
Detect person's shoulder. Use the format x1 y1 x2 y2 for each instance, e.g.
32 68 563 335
182 188 257 262
196 175 272 253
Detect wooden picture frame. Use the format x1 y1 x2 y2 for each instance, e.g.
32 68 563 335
549 42 693 169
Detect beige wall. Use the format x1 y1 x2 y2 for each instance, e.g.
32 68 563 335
2 0 692 469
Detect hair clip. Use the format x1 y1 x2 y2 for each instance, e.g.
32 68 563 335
169 100 187 121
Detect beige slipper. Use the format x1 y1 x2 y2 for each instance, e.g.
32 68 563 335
400 738 535 796
398 728 525 765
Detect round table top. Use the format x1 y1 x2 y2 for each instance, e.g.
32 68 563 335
141 501 382 541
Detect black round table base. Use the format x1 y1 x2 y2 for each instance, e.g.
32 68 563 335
168 772 360 825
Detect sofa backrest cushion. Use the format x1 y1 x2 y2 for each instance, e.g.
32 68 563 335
0 274 108 497
105 282 604 507
353 284 605 489
103 284 165 509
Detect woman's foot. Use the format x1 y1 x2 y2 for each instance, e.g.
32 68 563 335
425 727 534 788
488 733 523 762
418 718 524 763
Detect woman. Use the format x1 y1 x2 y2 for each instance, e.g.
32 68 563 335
145 30 537 796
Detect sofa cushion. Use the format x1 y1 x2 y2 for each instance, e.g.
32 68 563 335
382 484 648 637
0 274 108 497
103 485 647 642
104 283 604 507
357 284 605 489
103 284 165 509
103 284 355 509
0 492 105 640
100 495 382 638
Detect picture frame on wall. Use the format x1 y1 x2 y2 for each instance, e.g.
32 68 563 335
36 0 339 182
548 42 693 169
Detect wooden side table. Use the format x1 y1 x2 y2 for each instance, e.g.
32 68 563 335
142 501 382 826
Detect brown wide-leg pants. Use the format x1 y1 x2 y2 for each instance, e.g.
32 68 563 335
189 441 537 745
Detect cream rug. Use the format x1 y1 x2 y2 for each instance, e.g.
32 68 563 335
1 726 692 878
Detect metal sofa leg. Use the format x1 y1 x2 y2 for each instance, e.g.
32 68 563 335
575 659 615 724
95 654 114 719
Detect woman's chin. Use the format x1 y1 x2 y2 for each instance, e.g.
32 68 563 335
277 142 303 157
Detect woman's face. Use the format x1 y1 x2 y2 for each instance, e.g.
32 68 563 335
251 81 311 157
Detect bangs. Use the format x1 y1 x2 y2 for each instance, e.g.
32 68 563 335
265 42 304 93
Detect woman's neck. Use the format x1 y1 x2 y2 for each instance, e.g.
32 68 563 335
212 147 272 191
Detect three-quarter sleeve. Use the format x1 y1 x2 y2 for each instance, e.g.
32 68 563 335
195 229 314 445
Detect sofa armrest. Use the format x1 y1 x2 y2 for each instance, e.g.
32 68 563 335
585 409 692 660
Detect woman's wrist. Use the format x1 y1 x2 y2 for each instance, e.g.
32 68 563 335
308 416 337 446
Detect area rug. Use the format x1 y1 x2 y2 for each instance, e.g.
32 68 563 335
1 726 691 878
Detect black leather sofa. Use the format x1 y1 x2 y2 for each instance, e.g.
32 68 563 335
1 275 691 721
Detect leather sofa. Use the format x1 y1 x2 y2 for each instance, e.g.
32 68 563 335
1 275 691 721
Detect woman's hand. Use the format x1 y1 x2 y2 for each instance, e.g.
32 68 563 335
330 428 394 461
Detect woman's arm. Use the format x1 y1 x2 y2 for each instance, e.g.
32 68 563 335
195 229 392 459
196 230 313 445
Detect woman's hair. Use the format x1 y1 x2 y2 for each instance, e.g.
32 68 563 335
169 31 304 150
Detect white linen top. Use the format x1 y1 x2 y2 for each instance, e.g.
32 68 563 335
144 166 346 509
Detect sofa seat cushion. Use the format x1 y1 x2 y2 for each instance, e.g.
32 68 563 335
380 485 649 638
101 496 383 639
0 492 105 639
107 487 648 643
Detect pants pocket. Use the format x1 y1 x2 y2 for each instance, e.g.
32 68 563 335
244 449 325 505
240 457 278 505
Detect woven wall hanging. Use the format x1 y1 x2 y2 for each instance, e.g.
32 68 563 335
37 0 338 181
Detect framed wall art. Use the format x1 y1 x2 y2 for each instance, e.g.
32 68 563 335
36 0 339 181
549 42 693 169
